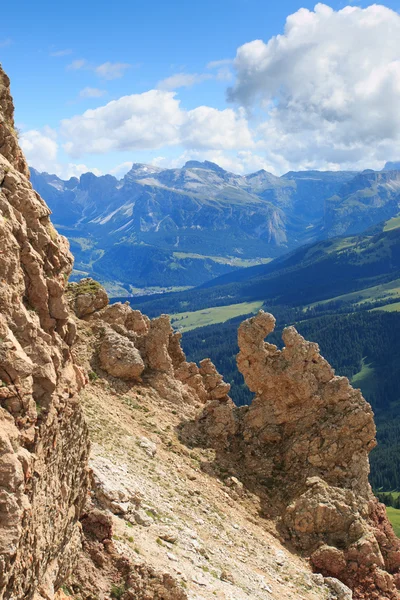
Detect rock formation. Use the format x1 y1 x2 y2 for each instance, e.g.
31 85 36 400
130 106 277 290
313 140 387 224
0 65 194 600
188 310 400 599
68 278 228 411
2 61 400 600
0 65 90 599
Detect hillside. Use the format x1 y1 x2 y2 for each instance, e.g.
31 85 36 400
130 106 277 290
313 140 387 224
125 216 400 318
324 170 400 237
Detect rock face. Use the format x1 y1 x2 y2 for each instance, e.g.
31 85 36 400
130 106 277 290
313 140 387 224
190 310 400 599
70 284 227 410
67 279 108 318
99 328 145 380
0 65 90 598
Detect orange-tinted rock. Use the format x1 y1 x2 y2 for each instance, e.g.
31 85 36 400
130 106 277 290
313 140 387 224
0 64 90 599
191 310 400 599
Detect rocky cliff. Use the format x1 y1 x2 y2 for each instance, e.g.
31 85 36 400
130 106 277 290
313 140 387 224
0 65 90 598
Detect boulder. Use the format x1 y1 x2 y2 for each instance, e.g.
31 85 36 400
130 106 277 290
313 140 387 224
68 278 108 318
99 328 144 380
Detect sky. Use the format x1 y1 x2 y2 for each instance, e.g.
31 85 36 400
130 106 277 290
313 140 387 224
2 0 400 178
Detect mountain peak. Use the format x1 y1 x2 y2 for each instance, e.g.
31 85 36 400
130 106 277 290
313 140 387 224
383 161 400 171
183 160 227 174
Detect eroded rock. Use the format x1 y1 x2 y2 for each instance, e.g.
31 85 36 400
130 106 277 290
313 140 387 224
189 310 400 599
68 278 108 318
0 64 90 599
99 328 145 380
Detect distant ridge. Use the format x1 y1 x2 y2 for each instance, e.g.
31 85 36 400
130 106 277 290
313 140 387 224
30 160 400 293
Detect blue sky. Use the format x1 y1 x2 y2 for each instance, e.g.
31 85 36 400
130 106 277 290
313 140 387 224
2 0 400 177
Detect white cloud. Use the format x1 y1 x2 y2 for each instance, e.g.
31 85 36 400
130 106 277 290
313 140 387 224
158 65 233 90
109 161 133 178
50 49 72 57
181 106 253 150
79 87 107 98
61 90 254 157
95 62 131 80
158 72 212 90
67 59 88 71
61 90 183 156
20 130 59 172
61 163 102 178
20 129 101 179
207 59 233 69
227 3 400 171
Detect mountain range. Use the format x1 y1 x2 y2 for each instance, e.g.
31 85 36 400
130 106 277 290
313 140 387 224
30 160 400 294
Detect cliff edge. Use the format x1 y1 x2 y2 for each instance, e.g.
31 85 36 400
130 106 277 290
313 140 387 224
0 65 90 599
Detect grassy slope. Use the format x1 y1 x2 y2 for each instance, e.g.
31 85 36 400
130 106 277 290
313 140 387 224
173 252 273 268
386 507 400 537
373 301 400 312
307 278 400 310
351 359 378 399
384 215 400 232
171 301 263 332
133 225 400 320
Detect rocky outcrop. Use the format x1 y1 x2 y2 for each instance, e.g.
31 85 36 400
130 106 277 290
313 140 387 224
189 310 400 599
99 329 145 380
69 282 227 410
67 279 108 318
0 65 90 599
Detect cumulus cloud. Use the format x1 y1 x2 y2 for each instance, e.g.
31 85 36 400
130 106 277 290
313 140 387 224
227 3 400 170
0 38 13 48
79 87 107 98
20 130 59 172
61 91 253 157
61 91 183 156
95 62 131 80
61 163 102 178
181 106 253 150
20 129 101 179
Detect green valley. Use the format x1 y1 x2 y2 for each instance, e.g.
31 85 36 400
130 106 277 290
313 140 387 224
170 301 263 332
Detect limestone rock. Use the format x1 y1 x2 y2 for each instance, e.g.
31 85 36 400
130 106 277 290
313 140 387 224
99 328 144 380
68 278 108 318
139 436 157 457
157 526 178 544
97 302 150 335
324 578 353 599
133 508 154 527
199 358 230 399
0 64 90 599
188 310 400 599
